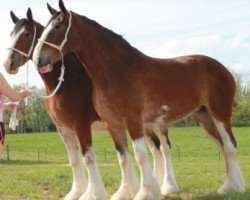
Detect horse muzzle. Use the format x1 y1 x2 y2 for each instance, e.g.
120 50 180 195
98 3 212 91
3 58 19 75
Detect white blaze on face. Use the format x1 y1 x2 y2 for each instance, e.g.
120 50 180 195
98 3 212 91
3 27 25 67
32 22 54 65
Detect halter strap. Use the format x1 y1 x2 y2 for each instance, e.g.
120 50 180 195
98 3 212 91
38 11 72 52
7 24 37 58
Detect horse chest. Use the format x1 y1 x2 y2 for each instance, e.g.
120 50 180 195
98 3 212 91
93 93 126 128
46 100 69 125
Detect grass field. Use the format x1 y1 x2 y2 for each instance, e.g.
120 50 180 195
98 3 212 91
0 127 249 200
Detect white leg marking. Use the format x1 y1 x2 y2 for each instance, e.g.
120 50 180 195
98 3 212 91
214 120 245 193
145 133 164 185
80 147 106 200
154 126 179 195
59 130 87 200
111 151 139 200
133 138 160 200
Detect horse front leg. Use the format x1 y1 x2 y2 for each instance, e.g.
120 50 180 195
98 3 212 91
58 127 87 200
128 120 161 200
108 126 139 200
77 125 106 200
79 147 106 200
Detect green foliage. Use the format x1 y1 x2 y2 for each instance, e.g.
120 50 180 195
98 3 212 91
232 74 250 126
0 127 250 199
4 85 54 133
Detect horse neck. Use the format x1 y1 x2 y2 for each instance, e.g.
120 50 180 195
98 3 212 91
72 14 145 88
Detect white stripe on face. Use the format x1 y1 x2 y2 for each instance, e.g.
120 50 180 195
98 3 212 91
32 22 53 64
4 27 25 61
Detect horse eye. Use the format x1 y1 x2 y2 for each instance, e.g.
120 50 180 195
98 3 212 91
55 24 61 29
24 32 30 38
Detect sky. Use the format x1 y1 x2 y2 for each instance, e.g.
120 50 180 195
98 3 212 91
0 0 250 88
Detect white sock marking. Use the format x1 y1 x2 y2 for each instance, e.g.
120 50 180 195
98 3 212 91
59 130 87 200
214 120 245 193
145 132 164 185
80 147 106 200
111 151 139 200
132 137 160 200
154 126 179 195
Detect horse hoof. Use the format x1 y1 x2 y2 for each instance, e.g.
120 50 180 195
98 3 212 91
161 183 180 196
134 185 160 200
64 188 85 200
218 181 245 194
110 185 137 200
79 189 106 200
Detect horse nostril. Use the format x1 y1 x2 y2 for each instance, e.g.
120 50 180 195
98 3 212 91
10 59 14 67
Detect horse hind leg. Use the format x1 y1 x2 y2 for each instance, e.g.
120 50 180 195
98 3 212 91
213 119 245 193
108 126 139 200
57 127 87 200
144 126 164 185
152 125 180 196
193 107 245 193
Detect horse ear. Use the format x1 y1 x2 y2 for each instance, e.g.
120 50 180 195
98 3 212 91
26 7 33 22
10 10 19 24
59 0 67 13
47 3 57 15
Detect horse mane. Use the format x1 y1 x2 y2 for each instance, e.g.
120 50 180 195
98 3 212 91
77 13 135 51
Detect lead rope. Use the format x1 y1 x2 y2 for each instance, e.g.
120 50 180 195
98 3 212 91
30 52 65 99
40 52 65 99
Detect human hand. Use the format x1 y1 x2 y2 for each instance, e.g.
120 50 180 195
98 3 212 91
4 102 19 112
20 90 30 99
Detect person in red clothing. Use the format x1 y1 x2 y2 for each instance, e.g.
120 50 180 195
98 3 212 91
0 72 30 160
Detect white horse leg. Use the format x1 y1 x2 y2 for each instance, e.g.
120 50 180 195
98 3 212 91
154 126 179 195
111 150 139 200
108 127 139 200
59 129 87 200
145 127 164 185
80 147 106 200
214 120 245 193
132 137 160 200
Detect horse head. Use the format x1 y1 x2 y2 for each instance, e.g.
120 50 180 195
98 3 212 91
3 8 40 74
33 0 80 74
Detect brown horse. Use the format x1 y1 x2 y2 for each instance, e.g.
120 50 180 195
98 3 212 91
3 6 173 200
33 0 245 199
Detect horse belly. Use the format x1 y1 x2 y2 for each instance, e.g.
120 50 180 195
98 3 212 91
143 97 201 125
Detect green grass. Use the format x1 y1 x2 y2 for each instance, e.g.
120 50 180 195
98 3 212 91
0 127 249 199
